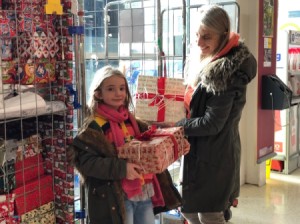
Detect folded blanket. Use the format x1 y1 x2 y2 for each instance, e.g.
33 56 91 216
0 92 46 119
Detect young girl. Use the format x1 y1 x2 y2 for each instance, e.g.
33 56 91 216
68 65 182 224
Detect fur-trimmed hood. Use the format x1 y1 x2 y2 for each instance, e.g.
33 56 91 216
200 42 257 93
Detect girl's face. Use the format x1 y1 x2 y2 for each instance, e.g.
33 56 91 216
96 75 127 110
196 25 221 57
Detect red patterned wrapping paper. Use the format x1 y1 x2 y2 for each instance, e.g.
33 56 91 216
16 135 42 162
117 127 189 174
13 175 54 215
17 32 59 60
135 76 186 122
1 61 17 84
0 11 17 38
0 193 15 218
14 154 45 187
20 201 55 224
0 216 19 223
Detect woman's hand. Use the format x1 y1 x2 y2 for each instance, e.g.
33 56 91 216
126 163 142 180
183 138 190 155
147 121 175 128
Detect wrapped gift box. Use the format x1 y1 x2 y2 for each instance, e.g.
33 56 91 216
135 76 186 122
0 194 15 218
1 61 16 84
20 209 55 224
0 38 13 61
16 134 42 162
20 201 55 224
0 11 17 38
13 175 54 215
0 216 19 223
15 154 45 187
117 127 189 174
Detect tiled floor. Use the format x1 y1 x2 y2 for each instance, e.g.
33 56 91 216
228 168 300 224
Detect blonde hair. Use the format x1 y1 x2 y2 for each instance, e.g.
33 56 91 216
185 5 231 86
198 5 230 56
87 65 133 116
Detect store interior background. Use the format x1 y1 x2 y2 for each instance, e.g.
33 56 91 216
79 0 300 221
235 0 300 188
80 1 300 221
2 0 299 223
83 0 300 189
274 0 300 175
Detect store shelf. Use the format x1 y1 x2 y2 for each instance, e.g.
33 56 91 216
289 152 300 160
273 155 286 161
0 1 77 222
272 153 299 174
274 30 300 175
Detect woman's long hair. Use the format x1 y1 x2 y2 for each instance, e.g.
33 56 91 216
185 5 231 87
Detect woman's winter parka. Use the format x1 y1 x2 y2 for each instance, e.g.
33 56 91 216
176 42 257 213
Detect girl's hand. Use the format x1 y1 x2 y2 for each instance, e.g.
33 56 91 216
126 163 142 180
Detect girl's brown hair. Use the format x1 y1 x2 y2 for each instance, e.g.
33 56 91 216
87 65 133 116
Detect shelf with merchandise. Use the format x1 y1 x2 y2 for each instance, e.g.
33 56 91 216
0 0 78 223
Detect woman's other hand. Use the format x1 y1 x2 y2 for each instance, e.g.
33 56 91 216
126 163 142 180
183 138 190 155
147 121 175 129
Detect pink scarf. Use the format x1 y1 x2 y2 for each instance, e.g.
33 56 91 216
96 104 140 147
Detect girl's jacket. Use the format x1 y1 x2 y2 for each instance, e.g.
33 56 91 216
68 118 182 224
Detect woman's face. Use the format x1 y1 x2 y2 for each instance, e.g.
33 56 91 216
196 25 221 57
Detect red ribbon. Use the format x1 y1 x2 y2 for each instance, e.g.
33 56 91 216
136 126 179 160
136 77 184 122
135 125 157 141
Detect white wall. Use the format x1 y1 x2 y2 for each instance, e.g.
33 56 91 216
278 0 300 31
236 0 267 186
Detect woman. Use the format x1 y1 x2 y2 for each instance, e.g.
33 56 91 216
176 5 257 224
